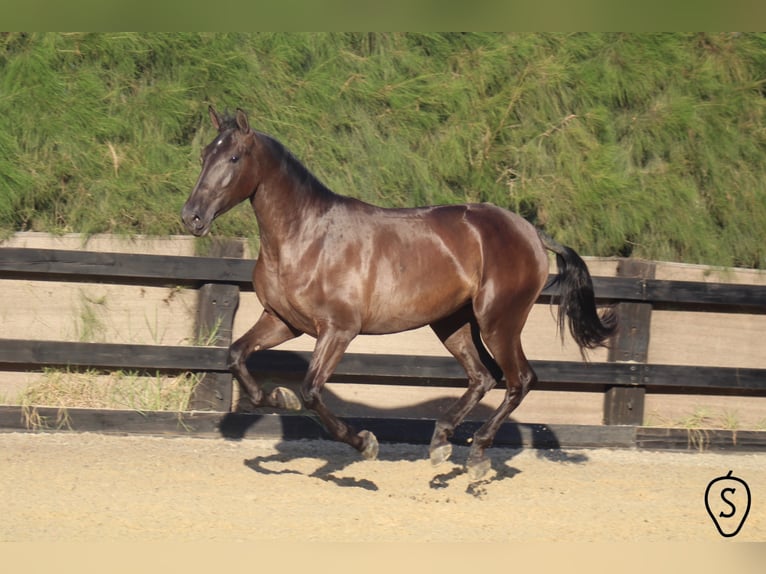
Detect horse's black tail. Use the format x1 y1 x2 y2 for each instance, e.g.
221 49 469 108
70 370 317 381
538 230 617 354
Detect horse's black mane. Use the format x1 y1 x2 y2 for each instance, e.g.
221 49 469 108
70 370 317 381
266 134 340 199
216 111 341 202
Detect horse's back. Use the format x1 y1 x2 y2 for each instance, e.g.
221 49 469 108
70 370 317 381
365 201 549 289
415 202 548 276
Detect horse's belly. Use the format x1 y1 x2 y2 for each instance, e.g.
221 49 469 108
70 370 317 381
360 276 473 334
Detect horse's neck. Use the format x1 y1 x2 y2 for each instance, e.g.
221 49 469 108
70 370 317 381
251 170 334 256
251 135 352 255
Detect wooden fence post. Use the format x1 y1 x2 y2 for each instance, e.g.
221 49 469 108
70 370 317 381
188 239 244 411
603 258 655 425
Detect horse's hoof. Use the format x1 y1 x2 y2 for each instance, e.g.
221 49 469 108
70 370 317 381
429 443 452 466
359 430 379 460
466 454 492 481
271 387 302 411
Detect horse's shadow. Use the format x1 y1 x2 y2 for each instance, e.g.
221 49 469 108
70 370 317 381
223 388 589 496
240 439 586 497
240 440 500 495
242 442 384 492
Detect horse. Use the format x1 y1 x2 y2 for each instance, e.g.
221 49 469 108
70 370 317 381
182 106 616 480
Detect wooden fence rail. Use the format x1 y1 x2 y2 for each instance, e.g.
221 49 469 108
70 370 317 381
2 247 765 310
1 246 766 450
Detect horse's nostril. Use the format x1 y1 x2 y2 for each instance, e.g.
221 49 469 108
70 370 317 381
192 215 201 224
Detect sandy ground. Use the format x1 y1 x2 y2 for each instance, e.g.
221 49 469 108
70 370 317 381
0 431 763 543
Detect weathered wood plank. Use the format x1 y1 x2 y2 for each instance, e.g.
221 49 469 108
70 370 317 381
1 341 764 394
0 405 225 435
643 364 766 393
3 248 766 310
0 405 638 449
636 426 766 451
247 350 636 388
218 413 639 449
644 279 766 310
550 275 766 311
6 404 765 451
0 247 254 288
604 259 654 425
0 340 230 373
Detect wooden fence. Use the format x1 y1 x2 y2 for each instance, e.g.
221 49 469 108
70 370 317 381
1 245 765 451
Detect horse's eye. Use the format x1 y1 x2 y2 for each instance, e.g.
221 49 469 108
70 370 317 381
230 155 240 163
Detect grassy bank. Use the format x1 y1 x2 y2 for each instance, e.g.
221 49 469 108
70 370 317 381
1 32 765 267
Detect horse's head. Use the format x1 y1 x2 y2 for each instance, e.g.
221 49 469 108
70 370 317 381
181 106 259 237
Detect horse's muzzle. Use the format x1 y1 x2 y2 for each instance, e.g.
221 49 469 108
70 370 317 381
181 205 209 237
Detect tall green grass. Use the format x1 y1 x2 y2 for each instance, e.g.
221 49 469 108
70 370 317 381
1 32 765 267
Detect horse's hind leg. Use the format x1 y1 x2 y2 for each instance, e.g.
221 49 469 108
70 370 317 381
228 310 302 411
466 332 536 481
429 307 502 466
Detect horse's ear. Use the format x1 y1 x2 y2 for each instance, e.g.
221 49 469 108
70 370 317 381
208 105 222 131
235 108 250 134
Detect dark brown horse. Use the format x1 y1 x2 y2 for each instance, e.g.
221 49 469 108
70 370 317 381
182 106 616 480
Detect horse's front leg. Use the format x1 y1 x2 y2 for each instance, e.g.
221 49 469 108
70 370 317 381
228 310 302 411
301 326 379 460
